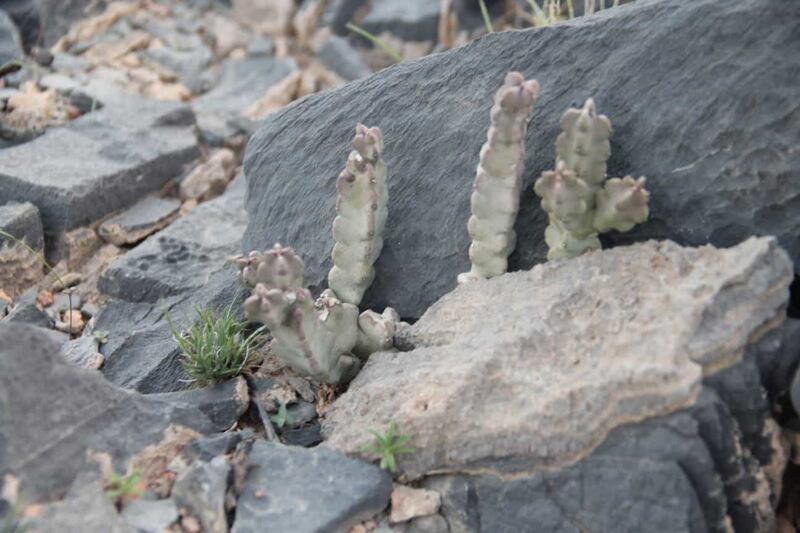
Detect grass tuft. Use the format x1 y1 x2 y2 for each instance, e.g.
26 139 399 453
362 422 415 474
168 303 265 386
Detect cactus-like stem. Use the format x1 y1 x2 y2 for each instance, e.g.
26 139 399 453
555 98 611 187
535 99 650 260
458 72 539 284
354 307 407 358
328 124 388 306
244 284 361 384
231 243 305 290
593 176 650 233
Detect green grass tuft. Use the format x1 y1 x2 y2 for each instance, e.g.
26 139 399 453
168 302 265 386
362 422 415 474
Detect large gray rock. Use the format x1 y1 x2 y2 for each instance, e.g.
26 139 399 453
99 177 247 303
0 323 218 503
322 238 795 532
192 57 297 143
0 95 199 253
243 0 800 318
232 441 392 533
171 456 230 533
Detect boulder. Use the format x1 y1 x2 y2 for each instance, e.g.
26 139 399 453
232 441 392 533
0 94 198 256
0 323 218 502
242 0 800 318
322 238 795 532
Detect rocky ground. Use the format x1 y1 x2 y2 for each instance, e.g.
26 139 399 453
1 0 799 532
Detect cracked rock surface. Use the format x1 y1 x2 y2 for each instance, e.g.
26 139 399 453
323 238 795 532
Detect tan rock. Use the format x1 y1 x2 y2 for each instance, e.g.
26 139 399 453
322 238 793 479
232 0 295 36
179 149 237 201
390 485 441 523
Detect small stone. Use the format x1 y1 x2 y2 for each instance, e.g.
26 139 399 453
59 336 103 369
315 34 372 81
182 514 202 533
4 288 53 328
179 149 237 201
81 302 100 318
390 486 441 524
37 289 54 308
53 292 81 313
99 196 182 246
51 272 82 291
172 456 230 533
55 309 84 334
121 499 179 533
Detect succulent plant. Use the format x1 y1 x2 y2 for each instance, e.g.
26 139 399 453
534 98 649 260
328 123 388 306
458 72 540 284
235 126 404 385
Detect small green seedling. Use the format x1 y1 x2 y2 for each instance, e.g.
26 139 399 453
362 422 414 474
104 471 142 506
168 302 265 386
269 402 290 429
92 330 109 344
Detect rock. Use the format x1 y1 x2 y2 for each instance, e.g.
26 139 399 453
59 335 104 369
0 323 220 502
390 486 441 524
232 0 294 36
26 470 135 533
192 57 296 143
0 10 24 64
98 196 182 246
232 441 392 533
143 41 214 95
243 0 800 318
96 268 243 393
327 0 369 35
0 94 198 257
99 176 247 304
323 238 795 531
52 292 80 313
280 422 323 447
179 149 237 201
0 0 39 52
0 201 43 298
315 34 372 81
171 456 230 533
3 288 52 328
453 0 507 31
405 514 449 533
246 35 273 57
184 430 253 462
360 0 440 42
152 377 250 432
120 499 180 533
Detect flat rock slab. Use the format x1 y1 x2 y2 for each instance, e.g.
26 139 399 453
243 0 800 318
323 238 794 531
0 323 218 502
0 94 199 247
98 195 181 246
99 177 247 303
232 441 392 533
